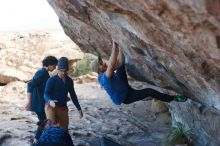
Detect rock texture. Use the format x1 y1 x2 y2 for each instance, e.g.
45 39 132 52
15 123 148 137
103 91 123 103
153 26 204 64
0 31 84 84
48 0 220 145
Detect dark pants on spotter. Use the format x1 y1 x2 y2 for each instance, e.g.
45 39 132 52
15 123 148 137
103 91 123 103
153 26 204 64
35 112 46 139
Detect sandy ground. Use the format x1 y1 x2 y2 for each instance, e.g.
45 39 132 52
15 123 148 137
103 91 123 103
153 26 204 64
0 81 172 146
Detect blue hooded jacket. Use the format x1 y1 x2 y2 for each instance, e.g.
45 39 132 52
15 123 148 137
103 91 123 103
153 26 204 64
27 68 49 112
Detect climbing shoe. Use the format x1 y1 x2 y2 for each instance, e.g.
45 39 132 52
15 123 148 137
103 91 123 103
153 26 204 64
174 95 187 102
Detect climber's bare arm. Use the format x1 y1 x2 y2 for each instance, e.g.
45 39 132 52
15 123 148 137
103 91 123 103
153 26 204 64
115 48 124 68
106 41 119 78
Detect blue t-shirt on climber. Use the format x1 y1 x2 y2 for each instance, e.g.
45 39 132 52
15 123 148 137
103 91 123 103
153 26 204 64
98 72 128 105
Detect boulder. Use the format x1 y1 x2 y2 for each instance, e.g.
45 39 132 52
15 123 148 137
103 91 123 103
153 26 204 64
47 0 220 145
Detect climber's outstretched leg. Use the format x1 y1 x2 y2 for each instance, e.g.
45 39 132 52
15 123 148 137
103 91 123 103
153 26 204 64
123 88 187 104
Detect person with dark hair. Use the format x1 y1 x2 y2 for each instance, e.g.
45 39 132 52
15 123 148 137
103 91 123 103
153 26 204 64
90 41 187 106
34 120 74 146
42 56 59 67
44 57 83 130
25 55 58 144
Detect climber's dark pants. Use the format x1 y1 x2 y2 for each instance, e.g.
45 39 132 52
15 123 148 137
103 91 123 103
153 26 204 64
115 64 174 104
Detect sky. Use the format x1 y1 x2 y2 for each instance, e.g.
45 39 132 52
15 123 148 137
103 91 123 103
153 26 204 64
0 0 62 32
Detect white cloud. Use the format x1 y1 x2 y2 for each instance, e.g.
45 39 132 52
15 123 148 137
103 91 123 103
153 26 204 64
0 0 61 32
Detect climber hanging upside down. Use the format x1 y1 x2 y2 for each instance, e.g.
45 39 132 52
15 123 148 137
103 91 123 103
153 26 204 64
90 40 188 105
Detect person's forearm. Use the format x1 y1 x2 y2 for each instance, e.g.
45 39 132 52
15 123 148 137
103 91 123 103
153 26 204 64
71 96 81 111
117 48 124 66
70 91 81 111
109 43 118 69
27 92 32 101
25 92 32 110
106 42 119 78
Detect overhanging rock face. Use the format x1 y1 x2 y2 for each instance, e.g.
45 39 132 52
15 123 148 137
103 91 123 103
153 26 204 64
48 0 220 145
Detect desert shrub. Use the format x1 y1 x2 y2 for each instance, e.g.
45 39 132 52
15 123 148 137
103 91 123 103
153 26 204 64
74 53 97 77
165 122 193 146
